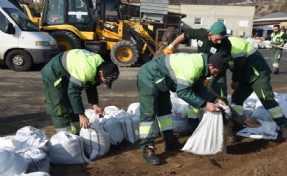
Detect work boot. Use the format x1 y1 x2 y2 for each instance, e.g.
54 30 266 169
273 116 287 138
142 144 160 165
164 135 183 151
273 68 279 74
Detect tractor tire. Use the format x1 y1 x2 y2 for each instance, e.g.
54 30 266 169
50 31 81 52
6 49 33 71
110 40 139 67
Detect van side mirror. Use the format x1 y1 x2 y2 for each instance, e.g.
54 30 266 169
6 23 15 34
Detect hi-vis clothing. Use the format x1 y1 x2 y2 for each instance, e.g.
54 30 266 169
184 28 232 100
228 37 283 119
267 31 287 70
137 53 215 147
41 49 104 130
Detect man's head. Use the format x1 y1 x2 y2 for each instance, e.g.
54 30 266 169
273 24 280 33
208 21 227 44
98 62 120 89
207 51 231 76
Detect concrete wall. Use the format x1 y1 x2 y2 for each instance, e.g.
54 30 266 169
169 4 255 37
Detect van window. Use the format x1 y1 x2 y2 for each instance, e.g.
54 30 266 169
4 7 38 31
0 12 8 32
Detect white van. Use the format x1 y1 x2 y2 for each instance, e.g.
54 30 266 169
0 0 58 71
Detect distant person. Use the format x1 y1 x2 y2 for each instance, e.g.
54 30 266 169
265 24 287 74
41 49 119 134
228 36 287 138
137 51 230 165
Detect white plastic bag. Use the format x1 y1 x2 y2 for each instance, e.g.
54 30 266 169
97 118 125 145
21 148 50 173
80 127 110 160
182 111 224 155
0 149 29 176
48 132 90 164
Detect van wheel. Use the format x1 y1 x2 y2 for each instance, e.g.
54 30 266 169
6 49 33 71
50 31 81 52
110 40 139 67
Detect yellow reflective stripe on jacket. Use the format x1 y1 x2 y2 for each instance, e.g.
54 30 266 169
187 106 200 119
166 53 204 86
229 37 255 58
61 49 104 86
54 77 62 87
139 122 155 138
271 32 284 44
157 114 173 131
268 106 284 118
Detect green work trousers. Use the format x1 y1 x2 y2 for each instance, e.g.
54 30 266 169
137 77 174 148
231 76 279 110
210 72 228 101
42 80 79 131
270 47 283 70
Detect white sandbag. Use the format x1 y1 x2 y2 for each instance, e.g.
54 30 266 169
19 172 50 176
127 102 140 117
80 127 110 160
116 112 140 143
85 109 100 125
48 131 90 164
97 118 125 145
182 111 224 155
104 106 125 118
236 119 278 140
170 92 189 132
0 149 29 176
16 126 49 152
0 135 48 153
274 93 287 117
21 148 50 173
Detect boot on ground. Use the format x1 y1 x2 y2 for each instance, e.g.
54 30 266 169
164 135 184 151
142 144 160 165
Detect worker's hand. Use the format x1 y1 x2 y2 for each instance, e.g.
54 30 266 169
214 98 227 107
203 102 220 112
163 44 174 55
231 81 238 90
93 104 103 116
79 114 90 129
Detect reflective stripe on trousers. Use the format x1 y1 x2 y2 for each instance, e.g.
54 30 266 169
268 106 284 119
140 114 173 138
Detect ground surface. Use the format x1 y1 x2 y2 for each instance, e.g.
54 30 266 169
1 48 287 176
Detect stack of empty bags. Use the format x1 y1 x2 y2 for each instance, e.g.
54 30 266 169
236 92 287 140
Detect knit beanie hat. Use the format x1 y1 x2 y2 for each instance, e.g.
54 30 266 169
208 22 227 36
208 51 231 73
100 62 120 89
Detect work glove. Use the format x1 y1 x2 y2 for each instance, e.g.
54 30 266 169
163 44 174 55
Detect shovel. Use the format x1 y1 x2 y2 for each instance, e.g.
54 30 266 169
206 85 261 128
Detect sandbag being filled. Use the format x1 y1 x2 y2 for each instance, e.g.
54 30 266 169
182 111 224 155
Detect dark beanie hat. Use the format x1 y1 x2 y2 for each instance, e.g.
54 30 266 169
208 51 231 73
100 62 120 89
208 22 227 36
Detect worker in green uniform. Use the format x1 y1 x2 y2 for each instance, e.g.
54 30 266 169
228 36 287 138
41 49 119 134
137 51 231 165
265 24 287 74
163 21 231 133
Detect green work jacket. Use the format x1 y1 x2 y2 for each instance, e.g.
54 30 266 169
41 49 104 114
228 37 271 83
137 53 215 108
184 28 231 55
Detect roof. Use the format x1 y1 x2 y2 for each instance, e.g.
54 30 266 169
254 12 287 22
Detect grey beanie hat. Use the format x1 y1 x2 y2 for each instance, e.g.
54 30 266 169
208 51 231 73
